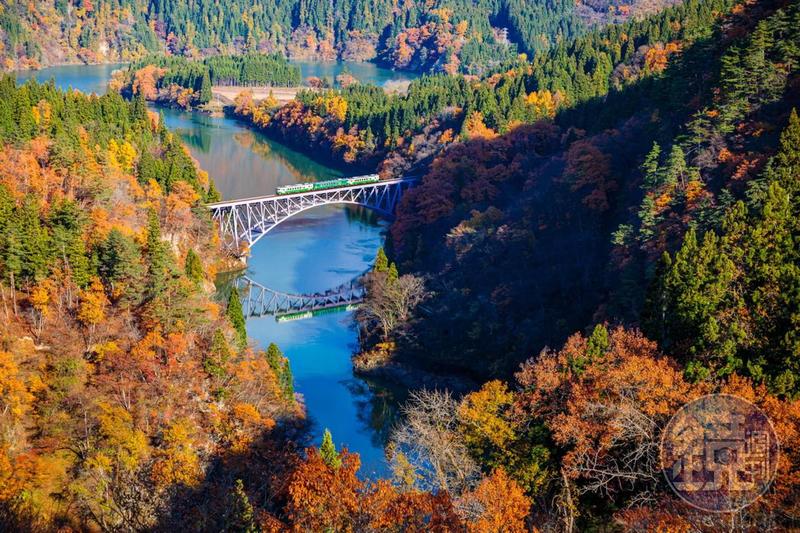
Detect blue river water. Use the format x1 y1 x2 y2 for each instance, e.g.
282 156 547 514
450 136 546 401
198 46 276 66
18 61 411 477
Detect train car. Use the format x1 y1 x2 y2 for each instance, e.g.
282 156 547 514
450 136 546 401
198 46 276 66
276 182 314 195
276 174 380 196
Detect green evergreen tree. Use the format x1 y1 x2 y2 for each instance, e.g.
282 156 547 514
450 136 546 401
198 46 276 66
265 343 294 401
14 196 50 283
373 246 389 272
223 479 258 533
145 209 171 297
641 142 662 189
204 328 231 378
664 144 688 187
184 248 204 282
765 108 800 196
206 179 222 203
227 286 247 349
387 262 399 283
319 428 341 469
98 228 145 301
198 71 212 103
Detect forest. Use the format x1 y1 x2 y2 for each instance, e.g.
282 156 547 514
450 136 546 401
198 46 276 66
2 0 676 75
0 75 554 531
113 54 301 108
2 0 800 529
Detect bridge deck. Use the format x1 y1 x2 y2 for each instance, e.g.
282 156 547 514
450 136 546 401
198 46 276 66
206 177 416 209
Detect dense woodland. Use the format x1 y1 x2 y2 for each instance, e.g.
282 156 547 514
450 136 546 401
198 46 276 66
0 76 556 531
2 0 677 74
3 0 800 529
114 54 301 108
353 0 800 526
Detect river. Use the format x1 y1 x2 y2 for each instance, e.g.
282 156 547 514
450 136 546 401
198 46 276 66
17 61 413 477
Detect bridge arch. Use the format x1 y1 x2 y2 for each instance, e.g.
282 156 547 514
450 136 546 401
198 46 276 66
208 177 416 254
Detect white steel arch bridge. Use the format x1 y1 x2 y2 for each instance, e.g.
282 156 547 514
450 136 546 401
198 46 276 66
207 177 417 254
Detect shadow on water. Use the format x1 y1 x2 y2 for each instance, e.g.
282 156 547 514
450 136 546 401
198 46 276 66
343 376 409 450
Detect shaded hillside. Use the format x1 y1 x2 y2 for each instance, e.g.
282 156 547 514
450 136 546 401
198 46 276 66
3 0 686 74
386 0 800 386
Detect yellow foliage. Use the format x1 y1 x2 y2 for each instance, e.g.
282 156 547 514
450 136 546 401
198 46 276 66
458 380 516 452
152 418 202 488
526 90 558 118
0 351 34 421
107 139 137 173
93 340 122 362
29 280 53 318
463 111 496 139
77 277 108 328
92 402 149 472
317 94 348 122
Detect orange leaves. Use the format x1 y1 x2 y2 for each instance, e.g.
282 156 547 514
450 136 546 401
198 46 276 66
212 401 277 454
132 64 166 100
130 328 165 365
287 448 362 531
516 327 702 486
151 418 203 488
438 128 455 145
88 207 113 244
0 351 34 423
364 482 462 531
644 42 681 73
562 138 615 212
443 53 461 76
332 129 364 163
462 111 496 139
461 469 530 533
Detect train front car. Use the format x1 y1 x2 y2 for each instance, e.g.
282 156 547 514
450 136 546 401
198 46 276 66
276 182 314 195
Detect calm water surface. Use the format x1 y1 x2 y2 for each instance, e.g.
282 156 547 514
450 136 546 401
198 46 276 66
22 62 410 477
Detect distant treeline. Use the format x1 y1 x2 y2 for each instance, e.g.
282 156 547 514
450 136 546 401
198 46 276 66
127 53 301 103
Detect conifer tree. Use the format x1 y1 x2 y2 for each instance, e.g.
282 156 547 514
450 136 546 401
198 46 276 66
206 179 222 203
184 249 204 282
373 247 389 272
204 328 230 378
641 142 662 189
145 209 171 297
227 286 247 349
224 479 258 533
319 428 341 469
265 342 294 401
198 71 212 103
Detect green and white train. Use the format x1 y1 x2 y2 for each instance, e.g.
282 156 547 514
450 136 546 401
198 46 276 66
276 174 380 195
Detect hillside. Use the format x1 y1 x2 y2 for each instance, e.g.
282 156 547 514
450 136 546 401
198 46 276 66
2 0 800 529
3 0 681 74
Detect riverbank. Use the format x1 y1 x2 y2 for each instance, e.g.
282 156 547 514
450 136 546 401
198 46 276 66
212 85 305 105
352 343 477 395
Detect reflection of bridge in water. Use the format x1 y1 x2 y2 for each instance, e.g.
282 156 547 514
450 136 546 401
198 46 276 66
235 276 364 322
